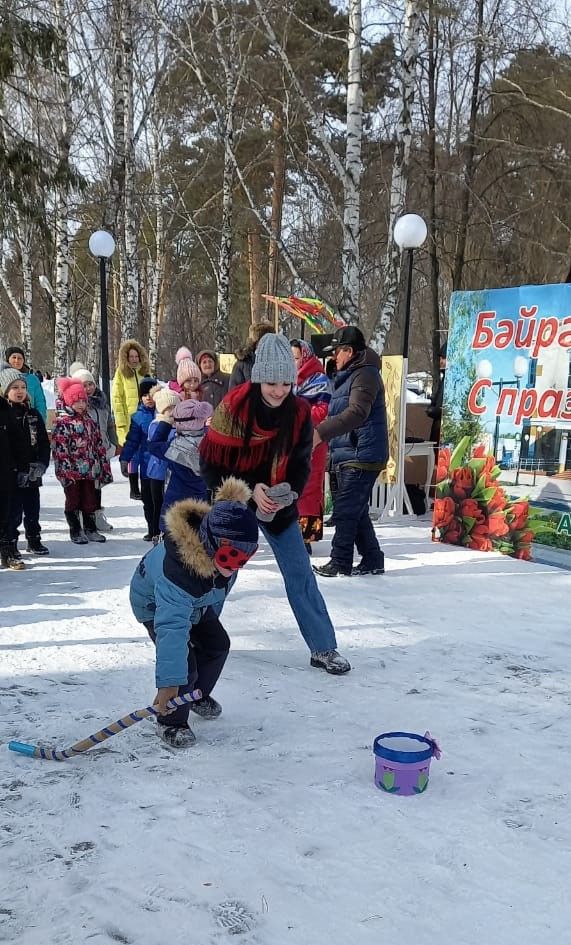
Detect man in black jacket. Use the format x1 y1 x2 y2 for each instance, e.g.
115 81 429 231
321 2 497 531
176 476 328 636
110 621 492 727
312 327 389 578
0 369 29 570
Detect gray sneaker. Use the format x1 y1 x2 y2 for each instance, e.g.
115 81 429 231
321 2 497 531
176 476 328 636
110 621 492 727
310 650 351 675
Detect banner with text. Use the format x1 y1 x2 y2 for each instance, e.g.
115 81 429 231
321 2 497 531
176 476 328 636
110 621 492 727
434 283 571 557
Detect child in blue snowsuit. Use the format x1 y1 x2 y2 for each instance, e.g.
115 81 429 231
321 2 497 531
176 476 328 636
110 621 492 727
129 476 259 748
120 377 157 539
147 397 213 532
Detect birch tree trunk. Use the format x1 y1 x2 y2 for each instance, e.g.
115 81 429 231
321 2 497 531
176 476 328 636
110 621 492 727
210 0 235 353
147 91 165 374
53 0 73 375
452 0 485 291
267 106 286 299
0 215 33 358
121 0 139 339
342 0 363 322
427 0 441 380
371 0 421 351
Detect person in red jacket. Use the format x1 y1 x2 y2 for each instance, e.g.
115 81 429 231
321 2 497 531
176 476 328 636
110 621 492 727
291 340 331 554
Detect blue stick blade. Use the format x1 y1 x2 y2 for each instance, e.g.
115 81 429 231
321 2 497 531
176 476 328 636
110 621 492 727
8 741 37 756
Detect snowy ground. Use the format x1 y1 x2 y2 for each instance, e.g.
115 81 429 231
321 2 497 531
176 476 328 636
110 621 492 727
1 463 571 944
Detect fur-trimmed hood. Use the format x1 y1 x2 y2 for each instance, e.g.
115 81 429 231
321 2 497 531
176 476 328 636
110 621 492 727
117 339 150 378
163 476 252 578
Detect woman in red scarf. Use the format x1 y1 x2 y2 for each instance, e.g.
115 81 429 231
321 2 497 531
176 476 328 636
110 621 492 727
200 333 350 676
290 339 331 553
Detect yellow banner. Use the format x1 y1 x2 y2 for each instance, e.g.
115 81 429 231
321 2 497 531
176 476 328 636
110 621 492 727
219 353 236 375
379 355 404 484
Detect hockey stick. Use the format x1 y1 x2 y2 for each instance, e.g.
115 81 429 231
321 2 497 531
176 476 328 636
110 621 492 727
8 689 202 761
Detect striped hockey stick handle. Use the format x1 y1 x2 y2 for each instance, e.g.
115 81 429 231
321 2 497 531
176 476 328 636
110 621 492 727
8 689 203 761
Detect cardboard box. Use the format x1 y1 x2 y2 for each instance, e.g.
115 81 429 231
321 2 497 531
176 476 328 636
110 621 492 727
404 403 433 485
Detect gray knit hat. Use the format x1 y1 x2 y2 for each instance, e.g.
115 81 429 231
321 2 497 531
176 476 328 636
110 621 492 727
251 333 297 385
0 367 26 395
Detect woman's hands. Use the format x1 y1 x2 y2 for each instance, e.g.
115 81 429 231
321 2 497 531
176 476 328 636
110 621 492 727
252 483 280 516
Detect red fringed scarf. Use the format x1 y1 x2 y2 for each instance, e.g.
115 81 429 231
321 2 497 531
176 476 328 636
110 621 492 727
200 382 309 484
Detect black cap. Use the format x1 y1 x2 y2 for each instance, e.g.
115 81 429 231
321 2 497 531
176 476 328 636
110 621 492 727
322 326 366 354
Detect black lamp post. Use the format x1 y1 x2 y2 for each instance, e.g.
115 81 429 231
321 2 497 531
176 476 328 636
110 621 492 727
88 230 116 407
393 213 427 360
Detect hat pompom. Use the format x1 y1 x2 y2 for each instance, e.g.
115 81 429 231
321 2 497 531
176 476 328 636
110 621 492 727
58 377 88 408
175 346 193 364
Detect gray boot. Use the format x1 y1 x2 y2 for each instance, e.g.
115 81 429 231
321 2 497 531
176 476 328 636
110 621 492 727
83 512 106 543
65 511 88 545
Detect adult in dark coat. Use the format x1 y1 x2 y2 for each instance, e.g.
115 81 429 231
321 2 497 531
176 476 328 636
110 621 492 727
312 327 389 578
196 349 230 409
228 321 274 389
427 341 447 445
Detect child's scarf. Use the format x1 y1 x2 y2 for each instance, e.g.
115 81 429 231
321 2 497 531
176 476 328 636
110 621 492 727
200 382 309 485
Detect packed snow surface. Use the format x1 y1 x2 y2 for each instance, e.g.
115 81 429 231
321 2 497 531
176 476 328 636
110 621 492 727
1 464 570 944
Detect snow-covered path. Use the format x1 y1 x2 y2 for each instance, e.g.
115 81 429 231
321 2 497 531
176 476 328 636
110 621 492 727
1 466 570 944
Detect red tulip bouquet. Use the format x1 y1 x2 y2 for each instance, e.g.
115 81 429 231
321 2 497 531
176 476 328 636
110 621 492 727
433 436 538 559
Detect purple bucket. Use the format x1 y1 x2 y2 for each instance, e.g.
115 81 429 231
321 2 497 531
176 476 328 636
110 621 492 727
373 731 440 796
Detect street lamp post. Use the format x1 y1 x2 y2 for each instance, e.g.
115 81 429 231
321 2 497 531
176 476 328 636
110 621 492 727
88 230 116 407
516 433 529 487
533 425 543 487
476 356 528 460
393 213 427 359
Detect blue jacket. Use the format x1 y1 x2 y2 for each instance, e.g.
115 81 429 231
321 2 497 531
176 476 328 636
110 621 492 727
146 419 174 481
318 347 388 467
25 372 47 423
129 495 236 688
120 403 155 477
147 424 208 529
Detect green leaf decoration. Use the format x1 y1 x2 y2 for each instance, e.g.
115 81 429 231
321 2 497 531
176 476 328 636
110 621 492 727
416 772 429 793
382 770 395 791
462 515 476 531
467 459 486 475
449 436 472 472
436 481 450 498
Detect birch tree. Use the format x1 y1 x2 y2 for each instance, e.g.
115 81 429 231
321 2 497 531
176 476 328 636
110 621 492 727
121 0 139 338
52 0 73 375
342 0 362 321
371 0 421 351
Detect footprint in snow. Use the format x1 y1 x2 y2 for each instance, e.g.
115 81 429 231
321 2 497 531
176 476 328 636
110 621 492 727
214 900 255 935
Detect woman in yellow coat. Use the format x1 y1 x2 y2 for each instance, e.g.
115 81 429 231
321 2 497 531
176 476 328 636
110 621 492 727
112 340 151 498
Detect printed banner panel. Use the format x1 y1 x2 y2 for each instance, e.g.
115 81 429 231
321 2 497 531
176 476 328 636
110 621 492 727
434 284 571 557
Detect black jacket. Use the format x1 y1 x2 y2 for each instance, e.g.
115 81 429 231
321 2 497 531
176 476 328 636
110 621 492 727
9 402 51 485
228 350 255 390
0 397 28 493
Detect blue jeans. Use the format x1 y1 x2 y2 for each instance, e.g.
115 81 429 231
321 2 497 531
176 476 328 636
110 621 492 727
331 467 383 571
261 521 337 654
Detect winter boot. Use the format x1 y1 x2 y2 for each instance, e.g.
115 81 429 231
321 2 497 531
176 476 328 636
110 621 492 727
310 650 351 675
189 695 222 720
157 723 196 749
82 512 106 543
94 509 113 532
1 543 25 570
352 557 385 576
129 473 143 501
65 511 88 545
26 537 49 556
10 540 22 561
312 560 352 578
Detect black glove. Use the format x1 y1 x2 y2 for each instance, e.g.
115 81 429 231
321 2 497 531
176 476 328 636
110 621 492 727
120 460 129 477
28 462 47 482
17 471 29 488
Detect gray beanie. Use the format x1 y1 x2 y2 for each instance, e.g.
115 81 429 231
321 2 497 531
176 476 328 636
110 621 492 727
251 333 297 385
0 367 26 395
